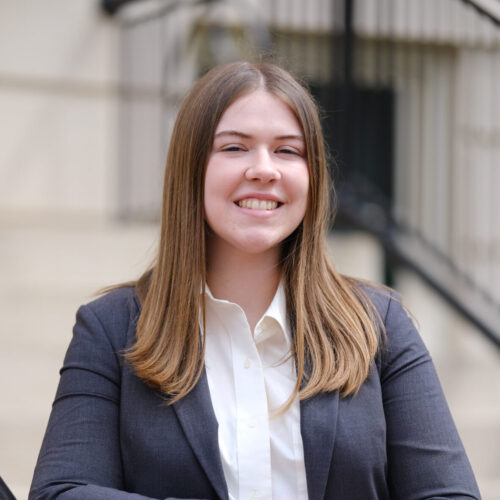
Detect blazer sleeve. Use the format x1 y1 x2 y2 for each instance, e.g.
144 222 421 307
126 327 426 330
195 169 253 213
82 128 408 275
29 300 208 500
379 292 481 499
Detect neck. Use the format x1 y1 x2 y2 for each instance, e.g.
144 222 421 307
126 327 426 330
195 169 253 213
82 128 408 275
206 240 281 332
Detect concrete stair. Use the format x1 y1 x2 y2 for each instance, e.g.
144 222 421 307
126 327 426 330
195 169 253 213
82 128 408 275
1 218 498 499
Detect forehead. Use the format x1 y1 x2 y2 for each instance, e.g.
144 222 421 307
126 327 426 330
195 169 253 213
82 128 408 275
215 90 303 135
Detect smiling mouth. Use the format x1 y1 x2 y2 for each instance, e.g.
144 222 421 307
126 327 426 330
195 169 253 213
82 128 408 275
237 198 280 210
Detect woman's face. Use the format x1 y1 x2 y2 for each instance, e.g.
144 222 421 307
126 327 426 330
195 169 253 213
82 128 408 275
204 90 309 259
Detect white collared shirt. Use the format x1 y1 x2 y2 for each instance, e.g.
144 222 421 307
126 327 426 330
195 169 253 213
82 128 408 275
203 283 308 500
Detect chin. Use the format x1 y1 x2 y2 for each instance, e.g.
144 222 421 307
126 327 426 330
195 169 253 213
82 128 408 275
232 236 284 256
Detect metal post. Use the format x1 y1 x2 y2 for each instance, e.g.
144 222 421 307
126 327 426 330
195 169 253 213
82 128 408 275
343 0 355 177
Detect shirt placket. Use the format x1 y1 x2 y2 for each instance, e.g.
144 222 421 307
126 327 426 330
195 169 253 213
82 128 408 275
230 316 272 500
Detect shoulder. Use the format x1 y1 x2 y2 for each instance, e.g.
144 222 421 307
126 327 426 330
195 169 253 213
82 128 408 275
84 285 141 322
74 286 141 353
357 282 412 331
357 282 396 320
358 283 429 372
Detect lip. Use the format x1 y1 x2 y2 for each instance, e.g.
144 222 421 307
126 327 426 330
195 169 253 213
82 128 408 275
234 192 283 203
234 204 282 218
233 193 283 217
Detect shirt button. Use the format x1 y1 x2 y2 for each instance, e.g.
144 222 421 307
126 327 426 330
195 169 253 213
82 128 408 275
244 358 251 369
248 420 256 429
250 491 260 500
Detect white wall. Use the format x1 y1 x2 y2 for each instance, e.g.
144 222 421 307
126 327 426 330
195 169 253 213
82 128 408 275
0 0 121 218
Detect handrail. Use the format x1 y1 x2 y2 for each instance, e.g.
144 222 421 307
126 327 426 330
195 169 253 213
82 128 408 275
339 188 500 349
462 0 500 25
101 0 143 16
101 0 217 16
335 0 500 348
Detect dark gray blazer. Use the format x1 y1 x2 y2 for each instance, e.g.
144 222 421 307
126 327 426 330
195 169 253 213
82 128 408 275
30 286 480 499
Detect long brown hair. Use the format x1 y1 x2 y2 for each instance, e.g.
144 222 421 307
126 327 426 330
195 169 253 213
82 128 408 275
125 61 382 403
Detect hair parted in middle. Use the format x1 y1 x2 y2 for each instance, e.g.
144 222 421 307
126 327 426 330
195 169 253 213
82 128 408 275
126 61 382 406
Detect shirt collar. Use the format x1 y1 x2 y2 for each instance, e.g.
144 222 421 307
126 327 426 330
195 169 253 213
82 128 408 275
203 281 291 348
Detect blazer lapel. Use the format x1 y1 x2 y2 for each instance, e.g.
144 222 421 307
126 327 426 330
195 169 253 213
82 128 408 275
172 370 229 500
300 390 339 500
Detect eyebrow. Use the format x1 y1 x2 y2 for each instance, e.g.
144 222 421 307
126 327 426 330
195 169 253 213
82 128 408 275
214 130 304 142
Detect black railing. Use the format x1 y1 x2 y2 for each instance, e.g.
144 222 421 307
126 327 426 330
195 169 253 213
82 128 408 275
104 0 500 347
331 0 500 347
101 0 136 15
462 0 500 25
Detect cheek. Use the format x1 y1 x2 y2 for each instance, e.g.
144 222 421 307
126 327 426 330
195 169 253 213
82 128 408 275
204 159 231 196
203 166 234 229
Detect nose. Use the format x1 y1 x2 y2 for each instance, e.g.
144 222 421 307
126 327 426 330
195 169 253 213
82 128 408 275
245 149 281 182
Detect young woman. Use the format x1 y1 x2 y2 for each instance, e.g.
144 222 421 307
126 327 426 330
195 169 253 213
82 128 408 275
30 62 480 500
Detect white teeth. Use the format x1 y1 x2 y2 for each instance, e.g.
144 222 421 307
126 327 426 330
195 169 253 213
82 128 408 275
238 198 278 210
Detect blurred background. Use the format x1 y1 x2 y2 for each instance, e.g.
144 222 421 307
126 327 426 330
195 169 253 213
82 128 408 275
1 0 499 498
